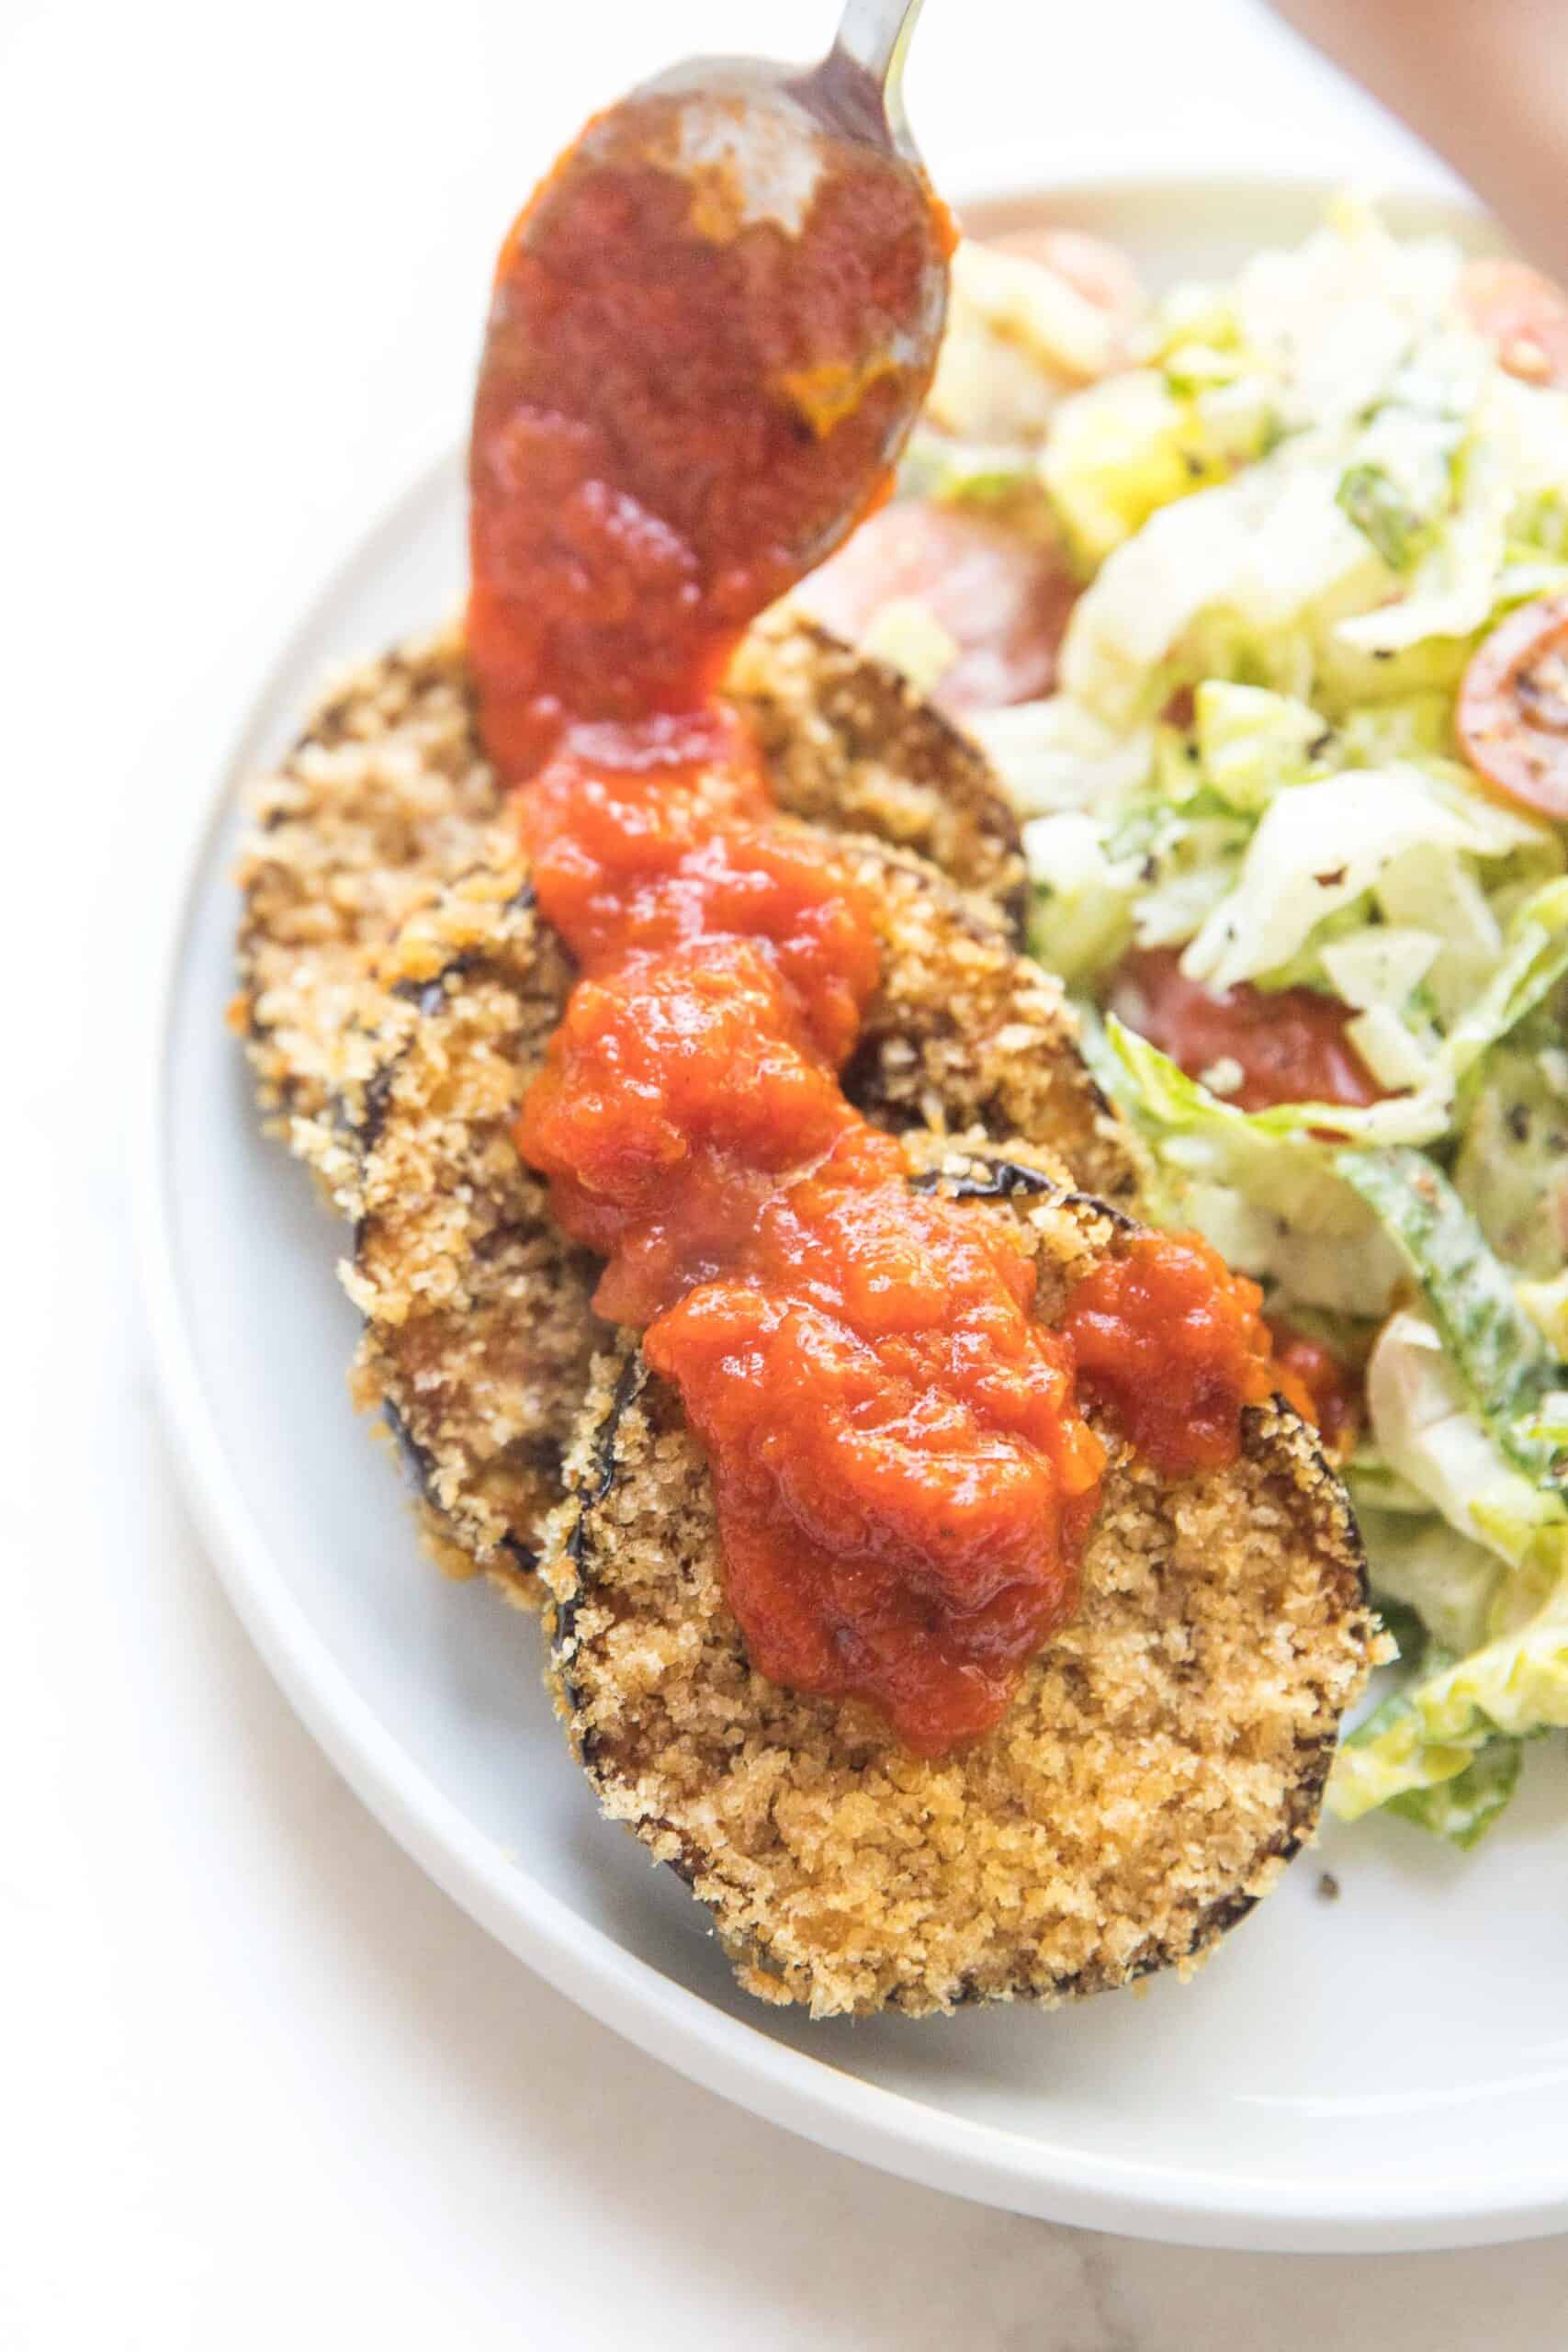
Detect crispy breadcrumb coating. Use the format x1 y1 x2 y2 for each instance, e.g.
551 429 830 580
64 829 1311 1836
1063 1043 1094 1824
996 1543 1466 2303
541 1141 1371 2018
344 836 1143 1587
234 615 1027 1187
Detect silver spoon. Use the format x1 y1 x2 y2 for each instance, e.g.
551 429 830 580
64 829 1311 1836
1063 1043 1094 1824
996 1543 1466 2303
468 0 946 761
620 0 946 505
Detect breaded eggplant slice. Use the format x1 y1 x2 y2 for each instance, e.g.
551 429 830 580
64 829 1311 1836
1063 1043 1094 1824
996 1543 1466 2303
727 608 1028 929
235 622 509 1165
542 1140 1372 2019
344 840 1144 1587
235 614 1026 1178
342 863 597 1600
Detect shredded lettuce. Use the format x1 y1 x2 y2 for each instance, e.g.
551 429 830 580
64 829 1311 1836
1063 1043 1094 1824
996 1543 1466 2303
1040 370 1265 568
1180 769 1544 994
1093 1019 1413 1313
1361 1312 1559 1566
971 698 1152 817
1192 680 1326 811
926 239 1120 447
1445 877 1568 1086
1356 1510 1502 1655
1385 1738 1524 1845
1455 1041 1568 1282
1336 1656 1526 1843
1106 1015 1450 1149
899 428 1040 513
1337 1149 1568 1498
978 198 1568 1845
1331 1543 1568 1826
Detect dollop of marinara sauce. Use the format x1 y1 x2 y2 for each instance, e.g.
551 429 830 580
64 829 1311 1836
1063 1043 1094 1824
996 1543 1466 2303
472 106 1292 1754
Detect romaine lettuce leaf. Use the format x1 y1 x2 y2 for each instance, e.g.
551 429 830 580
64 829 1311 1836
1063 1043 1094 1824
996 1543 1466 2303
1337 1149 1568 1498
1384 1737 1524 1845
1179 769 1534 994
1358 1509 1502 1655
1454 1042 1568 1282
970 696 1153 817
1106 1015 1451 1148
1446 877 1568 1087
1095 1019 1413 1312
1330 1541 1568 1826
1360 1310 1558 1565
1192 680 1327 811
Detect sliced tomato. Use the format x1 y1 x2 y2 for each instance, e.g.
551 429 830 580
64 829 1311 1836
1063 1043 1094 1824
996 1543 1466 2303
794 498 1078 715
1457 591 1568 821
1458 257 1568 390
1111 949 1388 1115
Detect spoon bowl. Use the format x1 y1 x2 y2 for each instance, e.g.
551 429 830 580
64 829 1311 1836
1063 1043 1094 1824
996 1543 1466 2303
467 0 949 769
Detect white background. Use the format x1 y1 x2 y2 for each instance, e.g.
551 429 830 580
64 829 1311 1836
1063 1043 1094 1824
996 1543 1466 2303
6 1 1568 2342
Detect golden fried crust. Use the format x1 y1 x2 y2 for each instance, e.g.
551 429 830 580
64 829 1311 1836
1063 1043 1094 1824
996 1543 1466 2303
728 608 1028 928
542 1143 1372 2019
343 842 1145 1586
235 615 1027 1184
341 864 595 1607
234 622 510 1171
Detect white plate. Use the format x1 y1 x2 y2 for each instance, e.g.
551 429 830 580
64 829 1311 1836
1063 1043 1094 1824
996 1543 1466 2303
139 172 1568 2255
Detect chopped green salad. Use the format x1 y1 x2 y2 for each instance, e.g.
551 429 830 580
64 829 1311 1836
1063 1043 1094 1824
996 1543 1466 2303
857 200 1568 1843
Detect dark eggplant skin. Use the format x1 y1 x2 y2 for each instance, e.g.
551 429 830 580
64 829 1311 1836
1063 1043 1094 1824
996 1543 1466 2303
543 1140 1372 2018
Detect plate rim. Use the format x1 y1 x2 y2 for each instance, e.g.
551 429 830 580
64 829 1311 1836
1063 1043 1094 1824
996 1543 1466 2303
136 162 1565 2254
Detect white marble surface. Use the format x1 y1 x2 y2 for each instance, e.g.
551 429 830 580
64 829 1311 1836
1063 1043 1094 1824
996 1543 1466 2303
7 0 1568 2340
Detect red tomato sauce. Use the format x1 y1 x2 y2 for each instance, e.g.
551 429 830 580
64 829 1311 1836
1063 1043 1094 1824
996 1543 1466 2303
644 1127 1106 1756
1112 948 1388 1115
1062 1233 1290 1476
1267 1323 1362 1462
469 102 950 777
475 119 1290 1751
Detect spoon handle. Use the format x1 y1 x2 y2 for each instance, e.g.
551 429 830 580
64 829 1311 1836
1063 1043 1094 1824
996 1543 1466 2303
830 0 929 98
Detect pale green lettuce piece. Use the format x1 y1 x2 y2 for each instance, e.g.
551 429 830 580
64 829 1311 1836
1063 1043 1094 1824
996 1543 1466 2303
1344 1004 1438 1091
1520 1271 1568 1354
1445 877 1568 1089
1106 1012 1451 1148
1333 1641 1525 1842
1320 924 1440 1011
1059 464 1382 725
1334 429 1511 656
1179 768 1520 994
1335 690 1454 765
1096 1021 1410 1313
897 431 1037 509
972 696 1153 817
1384 1738 1524 1845
1345 1447 1444 1518
1360 1310 1558 1565
1337 1150 1568 1498
1455 1044 1568 1282
1330 1540 1568 1826
1358 1510 1502 1655
1039 370 1241 568
1331 337 1479 570
1192 680 1326 810
1021 814 1139 982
